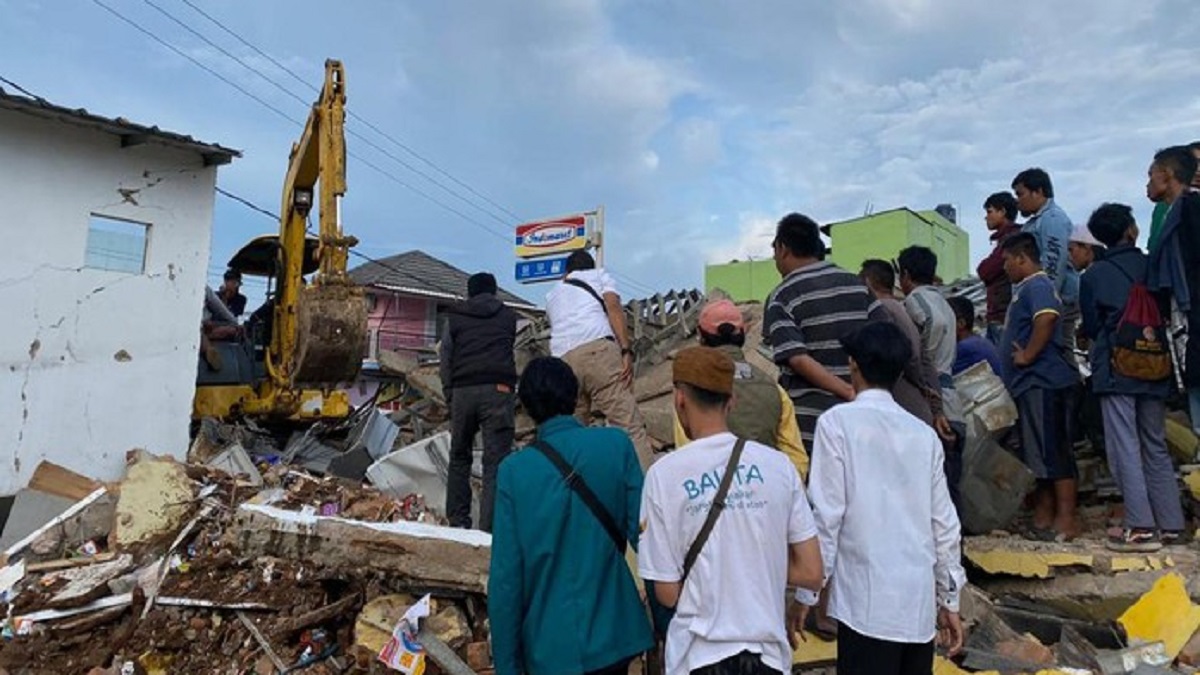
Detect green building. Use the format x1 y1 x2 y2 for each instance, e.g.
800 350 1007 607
704 258 780 304
822 207 969 284
704 207 970 303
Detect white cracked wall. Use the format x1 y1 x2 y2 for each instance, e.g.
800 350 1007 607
0 108 220 495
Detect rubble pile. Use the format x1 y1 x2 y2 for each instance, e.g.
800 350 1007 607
0 449 492 675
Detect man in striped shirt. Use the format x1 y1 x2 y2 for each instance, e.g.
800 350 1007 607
764 213 883 447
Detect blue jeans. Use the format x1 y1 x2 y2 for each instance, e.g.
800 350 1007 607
986 322 1005 347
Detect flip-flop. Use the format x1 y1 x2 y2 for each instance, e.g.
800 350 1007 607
1021 525 1058 542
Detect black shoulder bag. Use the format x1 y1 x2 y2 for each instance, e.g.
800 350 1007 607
648 437 748 637
564 277 609 313
533 440 626 554
681 437 747 583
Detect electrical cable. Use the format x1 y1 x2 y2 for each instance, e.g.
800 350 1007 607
87 0 658 296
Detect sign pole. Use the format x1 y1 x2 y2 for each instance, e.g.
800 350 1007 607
594 205 605 267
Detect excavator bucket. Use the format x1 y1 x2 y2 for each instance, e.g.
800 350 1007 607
292 282 368 385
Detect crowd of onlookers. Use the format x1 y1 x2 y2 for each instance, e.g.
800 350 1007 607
447 143 1200 675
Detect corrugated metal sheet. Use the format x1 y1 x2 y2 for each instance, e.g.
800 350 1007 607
0 86 240 165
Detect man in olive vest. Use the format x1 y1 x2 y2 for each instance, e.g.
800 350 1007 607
672 299 809 479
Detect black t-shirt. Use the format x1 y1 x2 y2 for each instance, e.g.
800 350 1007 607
220 290 247 317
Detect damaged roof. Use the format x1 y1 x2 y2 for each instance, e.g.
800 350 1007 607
349 250 539 311
0 86 240 166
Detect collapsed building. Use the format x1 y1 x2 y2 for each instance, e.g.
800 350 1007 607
2 286 1199 674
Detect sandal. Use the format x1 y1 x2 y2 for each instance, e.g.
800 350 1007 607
804 612 837 642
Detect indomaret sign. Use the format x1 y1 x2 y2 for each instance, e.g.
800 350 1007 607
513 208 603 284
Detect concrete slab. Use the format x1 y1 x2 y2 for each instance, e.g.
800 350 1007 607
0 489 74 550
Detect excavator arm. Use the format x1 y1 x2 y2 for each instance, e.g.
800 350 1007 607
246 59 366 417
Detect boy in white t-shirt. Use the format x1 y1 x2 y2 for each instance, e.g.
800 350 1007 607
639 346 823 675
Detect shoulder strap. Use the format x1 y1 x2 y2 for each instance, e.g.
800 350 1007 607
681 437 747 583
564 277 609 313
532 440 626 555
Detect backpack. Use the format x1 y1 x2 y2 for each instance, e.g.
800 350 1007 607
1110 264 1172 381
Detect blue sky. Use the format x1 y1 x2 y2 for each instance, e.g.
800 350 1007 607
3 0 1199 304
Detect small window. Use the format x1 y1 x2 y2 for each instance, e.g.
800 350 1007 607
85 215 148 274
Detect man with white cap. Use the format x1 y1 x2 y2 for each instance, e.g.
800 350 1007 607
672 299 809 479
1068 223 1106 273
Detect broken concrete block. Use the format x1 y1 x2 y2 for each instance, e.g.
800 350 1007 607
206 444 262 486
229 504 490 593
114 455 196 548
1118 573 1200 660
2 487 111 565
466 642 492 671
994 634 1054 667
354 594 416 654
426 604 470 650
0 490 75 550
47 553 133 608
964 537 1095 579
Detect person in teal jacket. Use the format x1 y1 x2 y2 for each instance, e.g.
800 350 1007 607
488 356 653 675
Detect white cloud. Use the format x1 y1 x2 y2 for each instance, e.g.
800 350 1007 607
641 150 660 170
707 213 778 264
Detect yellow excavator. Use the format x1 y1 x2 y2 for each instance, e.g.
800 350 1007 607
194 60 367 423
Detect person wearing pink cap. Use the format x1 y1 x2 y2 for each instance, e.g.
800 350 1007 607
671 299 809 480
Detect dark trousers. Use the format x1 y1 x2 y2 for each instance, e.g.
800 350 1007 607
837 623 934 675
446 384 514 532
944 421 966 515
691 651 783 675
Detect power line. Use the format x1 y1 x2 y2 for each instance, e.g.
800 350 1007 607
0 74 44 100
177 0 523 223
169 0 654 296
214 186 471 301
90 0 657 296
89 0 301 127
148 0 513 229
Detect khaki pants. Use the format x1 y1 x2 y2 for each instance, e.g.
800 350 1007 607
562 338 655 470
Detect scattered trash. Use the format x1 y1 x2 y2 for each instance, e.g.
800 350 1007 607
378 594 431 673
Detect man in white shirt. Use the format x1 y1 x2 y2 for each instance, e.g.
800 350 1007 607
798 321 965 675
639 346 823 675
546 250 654 469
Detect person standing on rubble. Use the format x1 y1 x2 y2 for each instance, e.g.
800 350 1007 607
858 259 935 427
1012 168 1080 348
1081 203 1188 552
1000 233 1082 542
798 321 966 675
765 213 881 448
897 246 966 512
978 192 1022 346
1146 145 1200 440
440 272 517 533
546 250 655 469
489 356 653 675
639 346 823 675
671 299 809 479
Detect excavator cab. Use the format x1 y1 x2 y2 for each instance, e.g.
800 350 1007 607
193 60 367 424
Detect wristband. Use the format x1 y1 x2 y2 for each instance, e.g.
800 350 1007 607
793 587 820 606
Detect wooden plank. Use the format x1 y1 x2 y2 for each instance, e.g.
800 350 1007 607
26 552 117 573
27 461 103 501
